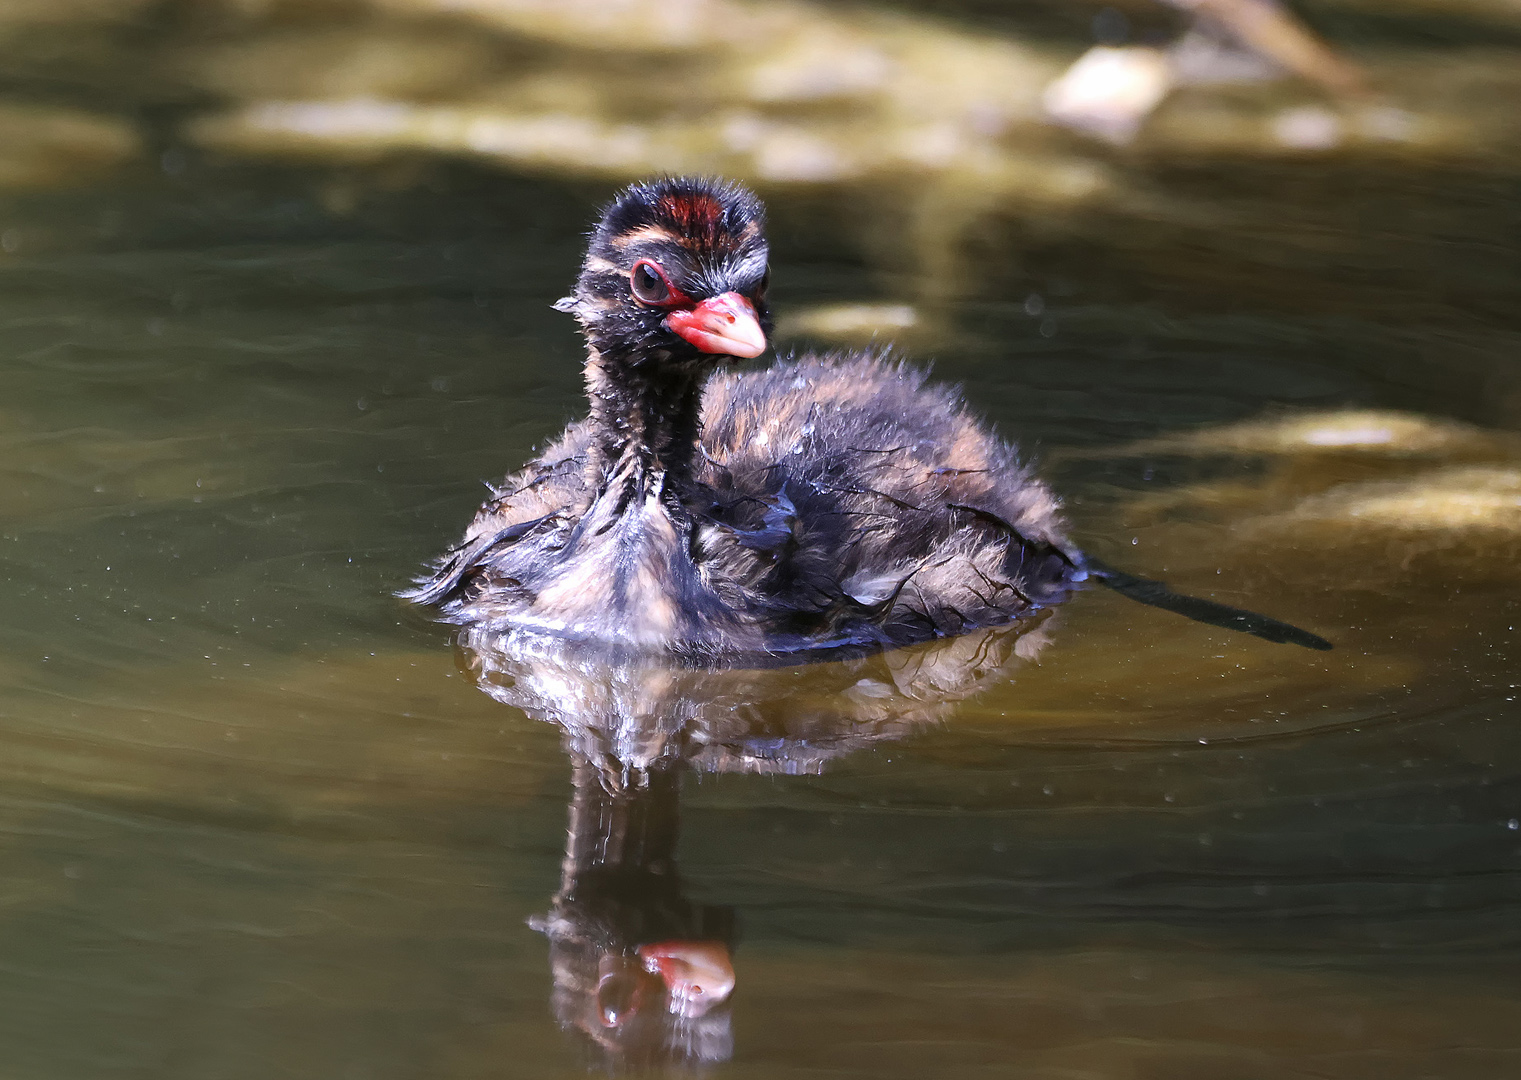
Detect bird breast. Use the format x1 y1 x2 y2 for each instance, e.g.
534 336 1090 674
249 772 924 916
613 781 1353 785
528 486 714 648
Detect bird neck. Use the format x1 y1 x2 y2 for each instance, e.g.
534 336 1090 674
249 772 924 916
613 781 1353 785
561 757 683 890
584 347 706 491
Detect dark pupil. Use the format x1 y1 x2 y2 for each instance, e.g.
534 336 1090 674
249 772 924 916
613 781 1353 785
632 263 668 303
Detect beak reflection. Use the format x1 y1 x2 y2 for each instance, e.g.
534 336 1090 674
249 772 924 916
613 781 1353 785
461 616 1056 1069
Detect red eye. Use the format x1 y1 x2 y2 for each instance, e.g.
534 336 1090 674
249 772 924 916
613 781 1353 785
630 260 674 305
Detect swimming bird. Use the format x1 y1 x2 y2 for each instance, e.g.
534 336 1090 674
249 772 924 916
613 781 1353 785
407 176 1328 659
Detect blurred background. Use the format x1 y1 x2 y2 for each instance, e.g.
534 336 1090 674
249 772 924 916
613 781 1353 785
0 1 1519 1077
2 0 1519 337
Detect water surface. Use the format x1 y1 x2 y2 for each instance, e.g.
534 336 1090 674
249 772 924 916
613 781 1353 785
0 15 1519 1077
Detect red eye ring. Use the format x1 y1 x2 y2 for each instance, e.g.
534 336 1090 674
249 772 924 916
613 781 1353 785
630 260 676 306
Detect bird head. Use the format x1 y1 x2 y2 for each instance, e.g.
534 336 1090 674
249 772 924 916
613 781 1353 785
556 177 771 370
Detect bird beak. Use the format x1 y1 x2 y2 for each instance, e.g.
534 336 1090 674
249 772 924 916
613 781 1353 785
665 293 767 358
637 940 736 1018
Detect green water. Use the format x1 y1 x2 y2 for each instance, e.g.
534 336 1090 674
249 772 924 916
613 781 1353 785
1 21 1520 1078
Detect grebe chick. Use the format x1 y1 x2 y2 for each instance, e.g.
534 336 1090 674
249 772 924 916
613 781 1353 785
407 177 1327 658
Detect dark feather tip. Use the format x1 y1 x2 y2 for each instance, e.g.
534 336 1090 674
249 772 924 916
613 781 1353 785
1088 558 1333 651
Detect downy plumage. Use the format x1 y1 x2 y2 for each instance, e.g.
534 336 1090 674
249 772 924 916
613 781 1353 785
407 177 1329 659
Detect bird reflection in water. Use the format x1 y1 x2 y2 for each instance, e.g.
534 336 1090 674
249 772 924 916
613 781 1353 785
457 615 1057 1068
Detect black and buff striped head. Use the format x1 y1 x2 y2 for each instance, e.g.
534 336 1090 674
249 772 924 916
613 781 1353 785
555 177 771 369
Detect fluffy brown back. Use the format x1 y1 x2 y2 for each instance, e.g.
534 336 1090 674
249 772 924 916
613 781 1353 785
407 352 1082 659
